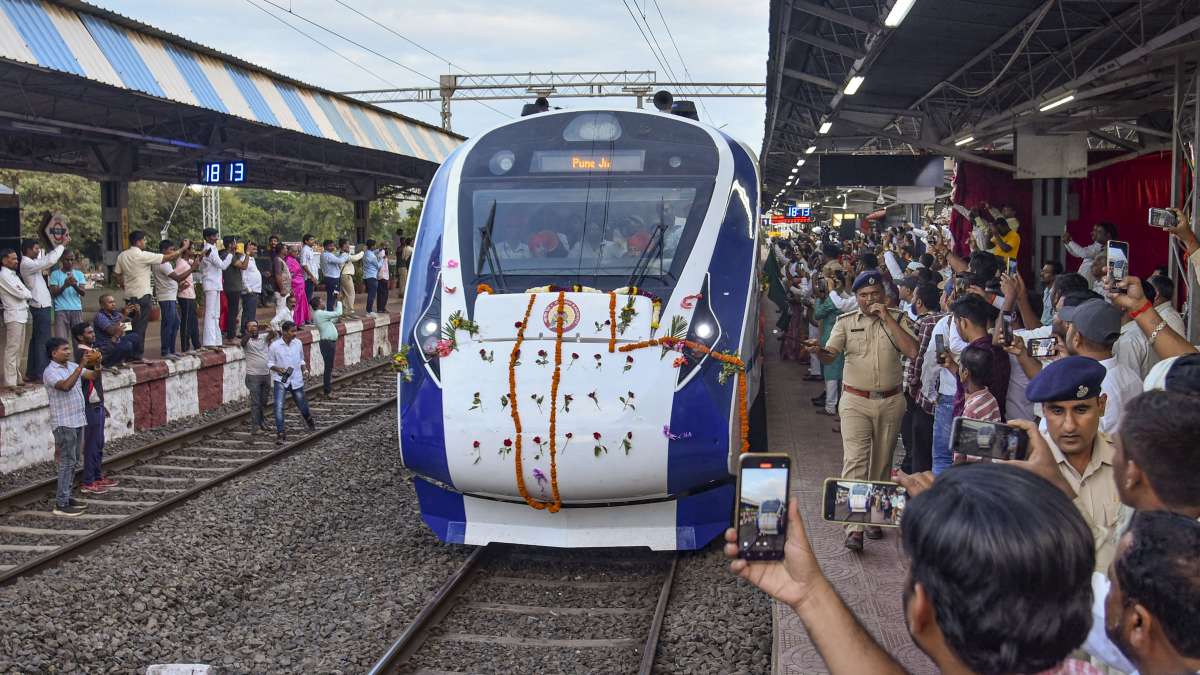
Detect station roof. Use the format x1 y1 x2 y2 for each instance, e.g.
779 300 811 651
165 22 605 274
0 0 463 196
763 0 1200 208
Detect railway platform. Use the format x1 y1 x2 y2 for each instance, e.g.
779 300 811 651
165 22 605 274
762 323 936 675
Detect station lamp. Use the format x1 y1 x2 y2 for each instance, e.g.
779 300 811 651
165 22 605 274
1039 93 1076 112
805 146 817 154
954 136 975 147
884 0 917 27
844 76 865 96
818 121 832 135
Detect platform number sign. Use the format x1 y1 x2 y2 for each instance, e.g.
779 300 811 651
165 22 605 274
197 160 247 185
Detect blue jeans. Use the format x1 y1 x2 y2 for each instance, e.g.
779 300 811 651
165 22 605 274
364 278 379 313
323 277 339 310
273 381 312 433
26 306 52 380
53 426 84 507
931 393 956 475
83 404 106 483
159 300 179 356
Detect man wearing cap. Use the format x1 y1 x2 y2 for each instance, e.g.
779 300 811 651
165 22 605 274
1058 298 1142 435
807 271 917 552
1025 356 1123 572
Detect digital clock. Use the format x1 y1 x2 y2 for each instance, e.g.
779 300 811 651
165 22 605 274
197 160 247 185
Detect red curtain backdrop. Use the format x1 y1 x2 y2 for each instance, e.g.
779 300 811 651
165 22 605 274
949 158 1034 277
1067 152 1173 279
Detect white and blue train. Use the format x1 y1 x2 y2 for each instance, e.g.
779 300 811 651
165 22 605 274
398 103 765 550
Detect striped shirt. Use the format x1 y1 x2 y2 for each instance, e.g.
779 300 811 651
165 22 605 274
962 388 1002 423
43 360 87 428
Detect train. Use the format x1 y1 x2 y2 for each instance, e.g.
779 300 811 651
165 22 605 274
397 101 765 550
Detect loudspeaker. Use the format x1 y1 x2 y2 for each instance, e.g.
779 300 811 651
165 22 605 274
652 90 673 112
0 194 19 254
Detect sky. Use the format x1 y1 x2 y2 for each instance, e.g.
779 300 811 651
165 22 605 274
740 467 787 504
93 0 768 151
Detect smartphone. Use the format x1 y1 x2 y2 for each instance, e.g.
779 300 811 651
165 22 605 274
935 333 948 364
235 242 245 254
1001 312 1014 346
121 321 133 333
950 417 1030 464
954 277 969 295
1027 336 1058 358
1107 240 1130 291
1148 208 1178 229
1007 259 1018 276
822 478 906 528
735 453 791 561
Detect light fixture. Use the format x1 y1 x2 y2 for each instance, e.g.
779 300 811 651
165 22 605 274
805 145 816 154
844 75 865 96
1039 93 1075 112
883 0 917 27
144 142 180 154
694 322 714 340
797 202 811 208
797 159 806 167
12 121 61 135
819 121 832 134
954 136 975 147
791 168 798 174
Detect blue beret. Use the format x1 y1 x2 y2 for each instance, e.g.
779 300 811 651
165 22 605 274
1025 356 1106 403
851 271 883 292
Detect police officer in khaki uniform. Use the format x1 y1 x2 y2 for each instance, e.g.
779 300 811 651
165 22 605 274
808 271 918 551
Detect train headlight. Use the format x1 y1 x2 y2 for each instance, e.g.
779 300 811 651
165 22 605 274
489 150 515 175
411 282 443 384
694 322 714 340
563 113 622 142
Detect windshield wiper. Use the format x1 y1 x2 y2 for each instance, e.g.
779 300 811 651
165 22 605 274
475 201 508 293
626 201 668 290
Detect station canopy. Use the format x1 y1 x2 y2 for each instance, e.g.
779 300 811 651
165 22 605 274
0 0 462 197
763 0 1200 207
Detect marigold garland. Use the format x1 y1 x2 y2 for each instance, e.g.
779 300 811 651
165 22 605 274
607 291 617 353
477 283 494 295
509 294 540 510
544 291 566 512
618 337 751 453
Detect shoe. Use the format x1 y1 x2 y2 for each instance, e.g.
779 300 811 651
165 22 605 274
97 477 118 487
815 409 837 417
810 396 825 407
259 424 271 433
803 374 823 382
68 498 88 509
865 526 884 540
844 531 864 552
276 432 287 445
53 504 85 517
81 482 108 495
304 416 316 431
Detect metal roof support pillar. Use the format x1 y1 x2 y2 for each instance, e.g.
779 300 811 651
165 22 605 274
1169 57 1185 286
354 199 370 245
1189 64 1200 343
100 180 128 282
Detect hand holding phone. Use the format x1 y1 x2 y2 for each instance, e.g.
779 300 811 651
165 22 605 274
1106 240 1130 293
1149 207 1178 229
735 453 791 561
1027 336 1058 358
950 417 1030 464
822 478 906 527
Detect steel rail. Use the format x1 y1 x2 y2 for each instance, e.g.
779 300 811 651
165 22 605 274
0 362 395 586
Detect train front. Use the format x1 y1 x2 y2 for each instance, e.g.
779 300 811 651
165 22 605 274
398 108 761 550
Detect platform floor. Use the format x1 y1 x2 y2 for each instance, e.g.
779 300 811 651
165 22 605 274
763 313 936 675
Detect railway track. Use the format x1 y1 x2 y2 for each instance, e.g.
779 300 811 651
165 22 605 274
369 544 678 675
0 361 396 585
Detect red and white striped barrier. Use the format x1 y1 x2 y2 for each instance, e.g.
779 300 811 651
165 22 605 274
0 312 402 474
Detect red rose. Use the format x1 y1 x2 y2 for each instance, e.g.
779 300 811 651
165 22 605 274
625 355 634 362
473 441 480 448
593 432 601 440
593 354 602 360
533 436 542 444
503 438 513 447
565 432 573 439
571 353 579 359
514 321 524 328
626 432 633 439
538 350 547 357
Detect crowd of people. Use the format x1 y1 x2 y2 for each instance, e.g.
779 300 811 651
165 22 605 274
737 203 1200 674
0 218 416 517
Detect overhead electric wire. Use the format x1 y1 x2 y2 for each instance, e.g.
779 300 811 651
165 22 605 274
255 0 511 119
943 0 1054 98
329 0 513 119
619 0 677 85
649 0 713 120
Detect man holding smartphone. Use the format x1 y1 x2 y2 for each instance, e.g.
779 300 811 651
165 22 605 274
807 271 918 551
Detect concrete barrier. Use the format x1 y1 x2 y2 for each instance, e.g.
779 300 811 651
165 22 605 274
0 312 402 474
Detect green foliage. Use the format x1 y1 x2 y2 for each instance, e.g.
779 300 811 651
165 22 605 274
0 169 414 262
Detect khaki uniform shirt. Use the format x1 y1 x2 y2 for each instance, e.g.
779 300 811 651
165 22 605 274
1046 431 1125 573
824 308 915 391
115 247 165 299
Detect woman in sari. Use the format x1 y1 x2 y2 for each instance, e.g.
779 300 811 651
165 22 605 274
284 245 311 325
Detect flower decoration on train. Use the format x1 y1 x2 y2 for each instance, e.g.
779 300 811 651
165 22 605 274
588 391 600 410
444 285 457 294
499 395 509 410
446 259 459 269
567 352 579 370
592 432 608 457
621 432 633 455
532 435 546 460
471 440 481 465
619 391 636 411
531 394 544 413
476 283 494 295
672 355 688 368
616 296 638 334
593 354 603 369
535 349 549 366
468 392 484 411
532 468 549 495
432 339 454 358
500 438 513 456
623 355 634 372
561 394 574 413
681 293 703 309
479 348 494 363
563 432 573 453
390 345 414 382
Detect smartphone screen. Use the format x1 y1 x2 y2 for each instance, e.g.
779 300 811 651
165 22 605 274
950 416 1030 463
1028 336 1058 358
935 334 947 363
1148 208 1178 229
822 479 906 528
735 453 791 561
1002 313 1014 346
1107 240 1130 288
235 242 245 254
1007 259 1018 276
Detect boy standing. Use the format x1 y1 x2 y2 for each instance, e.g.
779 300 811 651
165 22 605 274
72 323 115 493
43 337 99 516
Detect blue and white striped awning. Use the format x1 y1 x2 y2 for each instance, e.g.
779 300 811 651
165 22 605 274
0 0 459 163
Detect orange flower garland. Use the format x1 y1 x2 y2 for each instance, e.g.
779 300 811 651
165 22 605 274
618 337 751 453
477 283 494 295
509 294 540 509
607 291 617 353
544 291 566 512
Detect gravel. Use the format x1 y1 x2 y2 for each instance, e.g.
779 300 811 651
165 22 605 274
653 542 774 674
0 354 392 496
0 404 470 674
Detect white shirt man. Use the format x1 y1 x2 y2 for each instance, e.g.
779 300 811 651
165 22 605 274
1065 239 1104 285
153 262 179 302
199 243 233 347
0 258 33 388
242 257 263 295
301 243 319 283
20 244 64 310
267 335 305 389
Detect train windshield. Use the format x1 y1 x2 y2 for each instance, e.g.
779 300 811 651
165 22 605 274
458 111 719 289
